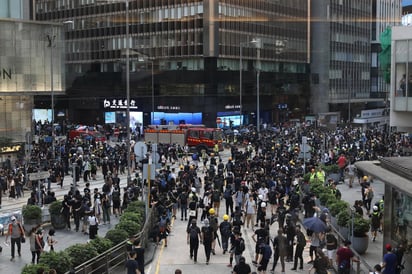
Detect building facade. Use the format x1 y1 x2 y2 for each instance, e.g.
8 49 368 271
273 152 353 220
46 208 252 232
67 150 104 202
310 0 399 123
390 25 412 132
34 0 310 127
0 1 64 149
356 158 412 272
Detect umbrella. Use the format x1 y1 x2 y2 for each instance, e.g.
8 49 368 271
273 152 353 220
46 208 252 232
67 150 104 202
303 217 327 233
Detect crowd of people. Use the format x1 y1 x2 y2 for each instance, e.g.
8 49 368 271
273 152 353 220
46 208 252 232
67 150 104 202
145 124 410 274
1 121 412 273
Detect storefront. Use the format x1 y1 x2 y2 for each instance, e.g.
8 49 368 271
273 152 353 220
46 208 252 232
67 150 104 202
356 158 412 271
0 19 64 143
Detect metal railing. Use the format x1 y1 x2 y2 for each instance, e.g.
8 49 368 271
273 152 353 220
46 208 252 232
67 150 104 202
67 207 156 274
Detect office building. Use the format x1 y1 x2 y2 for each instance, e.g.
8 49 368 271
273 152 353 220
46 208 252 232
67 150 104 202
310 0 400 124
34 0 310 127
0 0 63 150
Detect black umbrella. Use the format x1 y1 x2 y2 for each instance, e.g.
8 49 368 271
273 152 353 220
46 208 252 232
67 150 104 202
303 217 327 233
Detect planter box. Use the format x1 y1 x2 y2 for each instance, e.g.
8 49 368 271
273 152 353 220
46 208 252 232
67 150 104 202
351 235 369 254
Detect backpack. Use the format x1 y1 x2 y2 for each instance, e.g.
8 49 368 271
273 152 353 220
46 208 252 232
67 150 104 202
112 190 120 202
203 226 213 242
189 227 198 240
220 221 232 236
180 192 187 204
237 238 245 253
233 212 243 227
159 216 168 228
224 189 232 200
212 190 220 202
210 217 218 232
263 244 272 260
160 179 167 189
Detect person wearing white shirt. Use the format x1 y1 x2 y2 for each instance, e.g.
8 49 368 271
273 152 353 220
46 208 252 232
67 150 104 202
88 213 99 239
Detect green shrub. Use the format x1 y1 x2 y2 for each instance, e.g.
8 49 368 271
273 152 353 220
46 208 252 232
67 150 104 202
38 250 72 274
48 200 63 215
22 204 42 220
337 210 351 227
319 192 336 206
65 243 99 267
21 264 50 274
322 164 340 174
123 200 145 214
353 216 371 237
116 219 141 236
309 183 325 197
105 228 129 245
90 236 114 254
120 211 143 224
329 200 349 216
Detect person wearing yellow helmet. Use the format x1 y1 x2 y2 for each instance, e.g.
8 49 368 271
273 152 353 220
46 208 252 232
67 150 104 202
219 214 232 254
207 207 219 256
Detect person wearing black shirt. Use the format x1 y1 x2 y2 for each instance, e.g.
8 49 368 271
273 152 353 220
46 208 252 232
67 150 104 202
233 256 252 274
252 222 268 264
125 251 140 274
292 225 306 270
187 219 201 263
132 239 145 274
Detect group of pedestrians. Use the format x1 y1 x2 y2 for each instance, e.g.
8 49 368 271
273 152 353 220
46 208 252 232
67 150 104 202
145 123 411 274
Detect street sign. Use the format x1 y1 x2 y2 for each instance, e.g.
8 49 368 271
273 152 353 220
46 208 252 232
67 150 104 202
28 171 50 181
143 164 155 181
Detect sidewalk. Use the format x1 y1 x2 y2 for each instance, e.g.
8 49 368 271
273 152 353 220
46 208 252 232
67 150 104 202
336 178 385 272
0 173 129 273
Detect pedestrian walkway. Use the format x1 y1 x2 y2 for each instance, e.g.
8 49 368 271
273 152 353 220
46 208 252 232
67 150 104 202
0 173 129 273
336 177 385 272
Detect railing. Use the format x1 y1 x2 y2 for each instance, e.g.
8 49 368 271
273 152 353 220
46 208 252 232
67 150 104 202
67 207 156 274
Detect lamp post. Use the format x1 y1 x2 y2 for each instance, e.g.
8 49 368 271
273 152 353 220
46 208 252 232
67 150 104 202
46 31 56 160
240 39 261 129
125 0 131 183
47 20 74 161
137 57 154 124
252 38 262 133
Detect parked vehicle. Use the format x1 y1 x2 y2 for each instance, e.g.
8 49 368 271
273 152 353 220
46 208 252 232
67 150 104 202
144 124 223 152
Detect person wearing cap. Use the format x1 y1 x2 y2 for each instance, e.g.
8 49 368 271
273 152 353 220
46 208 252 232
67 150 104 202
382 244 397 274
219 214 232 254
187 219 201 263
370 205 381 242
5 215 25 261
336 240 359 274
201 218 214 264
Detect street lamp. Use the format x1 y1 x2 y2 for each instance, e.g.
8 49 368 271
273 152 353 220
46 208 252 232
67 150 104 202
252 38 262 133
125 0 131 184
239 38 261 130
47 20 74 161
137 56 154 124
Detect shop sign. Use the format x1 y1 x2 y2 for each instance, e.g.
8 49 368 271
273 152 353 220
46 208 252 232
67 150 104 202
157 105 181 110
224 104 240 110
0 68 12 80
103 99 138 110
0 144 22 153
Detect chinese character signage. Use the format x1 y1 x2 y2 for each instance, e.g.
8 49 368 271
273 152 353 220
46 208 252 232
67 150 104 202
103 98 138 110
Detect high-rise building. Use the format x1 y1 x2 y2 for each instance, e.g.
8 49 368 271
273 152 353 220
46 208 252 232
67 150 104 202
34 0 310 127
0 0 64 146
311 0 374 123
